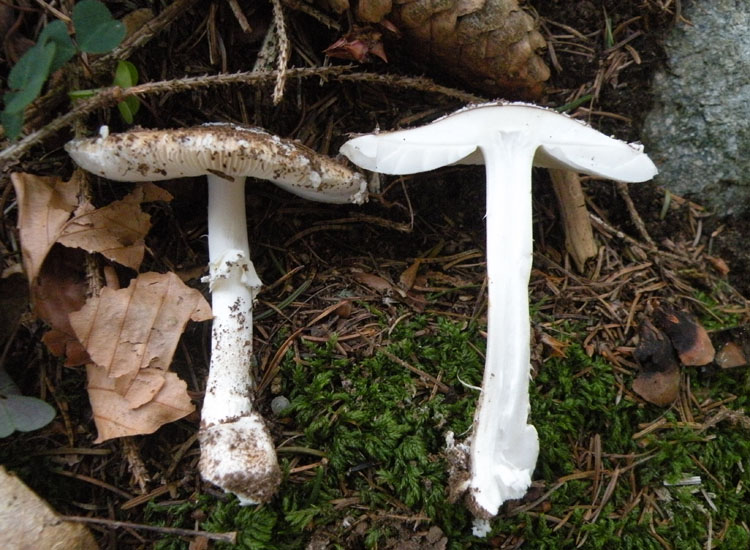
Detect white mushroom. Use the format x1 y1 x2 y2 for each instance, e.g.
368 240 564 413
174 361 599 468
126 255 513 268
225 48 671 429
66 124 368 504
340 102 657 524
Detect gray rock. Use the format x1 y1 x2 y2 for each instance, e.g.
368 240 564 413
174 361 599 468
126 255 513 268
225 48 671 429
642 0 750 216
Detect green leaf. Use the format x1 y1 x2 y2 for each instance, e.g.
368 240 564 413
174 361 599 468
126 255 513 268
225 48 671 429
113 60 138 88
0 395 56 437
72 0 126 54
68 88 98 100
117 97 139 124
4 41 56 113
0 110 24 140
0 367 56 437
38 19 76 73
113 60 140 124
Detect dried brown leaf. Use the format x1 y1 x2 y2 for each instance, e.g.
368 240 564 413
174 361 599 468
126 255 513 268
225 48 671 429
325 27 388 62
353 271 395 293
399 259 422 290
32 246 90 366
715 341 748 369
0 466 98 550
12 172 172 280
539 332 569 359
705 255 730 276
69 272 211 382
58 183 173 271
11 172 81 282
86 364 195 442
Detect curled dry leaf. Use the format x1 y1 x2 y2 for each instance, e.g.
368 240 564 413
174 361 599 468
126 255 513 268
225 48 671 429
715 342 747 369
12 172 173 279
653 304 715 366
86 365 195 442
711 325 750 369
11 172 81 283
71 272 211 441
705 255 730 276
352 271 395 293
399 259 422 290
33 247 90 366
58 183 173 270
324 27 388 62
632 320 680 406
539 331 569 359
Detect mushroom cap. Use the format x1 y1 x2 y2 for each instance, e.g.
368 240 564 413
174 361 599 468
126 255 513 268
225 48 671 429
66 124 368 205
340 102 658 183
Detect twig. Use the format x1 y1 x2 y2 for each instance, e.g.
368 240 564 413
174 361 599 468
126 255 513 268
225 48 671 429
14 0 201 139
280 0 341 29
550 169 598 272
0 66 354 169
338 73 487 103
51 468 133 499
379 349 453 394
270 0 290 104
60 516 238 544
1 67 485 169
616 181 655 246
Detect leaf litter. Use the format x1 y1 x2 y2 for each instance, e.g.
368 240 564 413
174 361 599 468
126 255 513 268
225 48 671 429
10 171 209 441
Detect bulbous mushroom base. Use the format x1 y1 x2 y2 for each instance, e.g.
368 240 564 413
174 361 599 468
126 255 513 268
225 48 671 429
198 413 281 504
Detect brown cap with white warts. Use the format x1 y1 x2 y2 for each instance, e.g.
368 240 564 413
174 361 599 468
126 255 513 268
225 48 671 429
65 124 368 205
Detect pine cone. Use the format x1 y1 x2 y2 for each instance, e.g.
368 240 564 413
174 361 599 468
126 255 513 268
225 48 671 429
339 0 550 98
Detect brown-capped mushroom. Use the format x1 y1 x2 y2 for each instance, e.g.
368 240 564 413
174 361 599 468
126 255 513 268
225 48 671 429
66 124 367 504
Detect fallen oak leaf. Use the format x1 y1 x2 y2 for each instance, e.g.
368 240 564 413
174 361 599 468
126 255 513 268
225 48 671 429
69 271 212 383
11 172 81 282
32 246 90 366
12 172 172 280
86 364 195 442
58 182 173 271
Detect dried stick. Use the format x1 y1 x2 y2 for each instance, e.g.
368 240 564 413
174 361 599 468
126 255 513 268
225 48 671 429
1 67 487 169
60 516 237 544
550 169 598 272
616 181 655 246
270 0 290 104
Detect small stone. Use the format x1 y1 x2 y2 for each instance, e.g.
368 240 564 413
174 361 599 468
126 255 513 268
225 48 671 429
270 395 290 415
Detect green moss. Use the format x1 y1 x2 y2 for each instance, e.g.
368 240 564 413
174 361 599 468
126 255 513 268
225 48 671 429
141 314 749 549
692 288 742 331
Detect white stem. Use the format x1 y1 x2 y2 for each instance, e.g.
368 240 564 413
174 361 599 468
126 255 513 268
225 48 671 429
198 174 280 504
466 132 539 519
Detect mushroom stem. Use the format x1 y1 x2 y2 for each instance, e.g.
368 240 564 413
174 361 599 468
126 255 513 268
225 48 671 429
467 134 539 518
199 174 281 504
